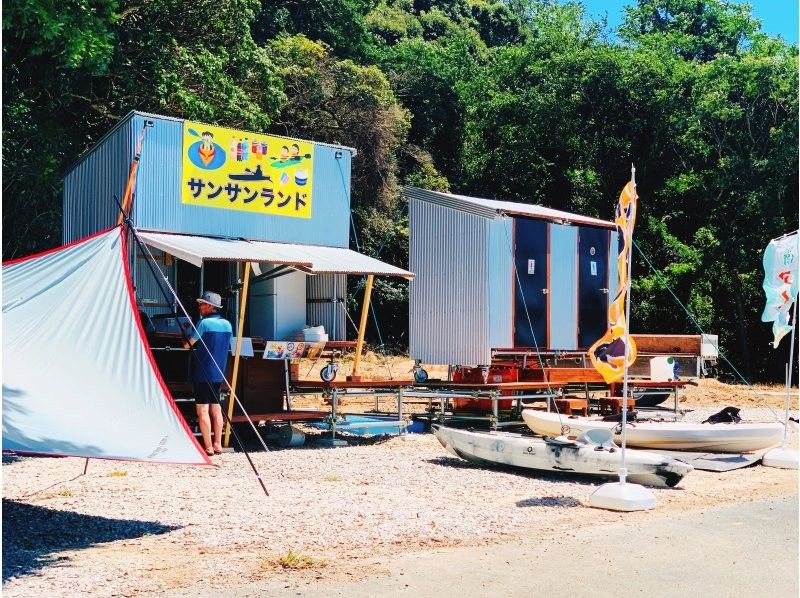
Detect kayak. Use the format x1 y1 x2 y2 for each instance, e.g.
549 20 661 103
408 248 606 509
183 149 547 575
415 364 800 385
433 425 693 488
521 410 784 453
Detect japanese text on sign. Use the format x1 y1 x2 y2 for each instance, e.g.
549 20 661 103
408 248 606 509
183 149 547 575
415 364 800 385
181 121 313 218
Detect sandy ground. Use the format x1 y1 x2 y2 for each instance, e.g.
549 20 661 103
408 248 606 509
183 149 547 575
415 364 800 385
3 377 798 597
220 495 799 598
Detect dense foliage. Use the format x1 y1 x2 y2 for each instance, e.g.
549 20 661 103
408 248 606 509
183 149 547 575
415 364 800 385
4 0 797 380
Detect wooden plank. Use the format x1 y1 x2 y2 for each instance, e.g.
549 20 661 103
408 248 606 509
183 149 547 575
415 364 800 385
544 367 605 383
230 410 329 423
631 334 701 355
416 381 563 390
293 379 413 389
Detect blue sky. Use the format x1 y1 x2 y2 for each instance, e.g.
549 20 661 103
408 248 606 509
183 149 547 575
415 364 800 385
579 0 799 44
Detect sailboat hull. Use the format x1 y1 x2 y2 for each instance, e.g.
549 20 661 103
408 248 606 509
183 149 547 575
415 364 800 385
522 410 784 452
433 425 692 488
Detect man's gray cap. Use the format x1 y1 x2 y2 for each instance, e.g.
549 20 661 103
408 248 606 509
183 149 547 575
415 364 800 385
197 291 223 309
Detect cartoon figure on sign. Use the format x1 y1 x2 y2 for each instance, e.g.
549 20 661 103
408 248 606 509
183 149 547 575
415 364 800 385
186 128 226 170
271 144 311 168
198 132 215 165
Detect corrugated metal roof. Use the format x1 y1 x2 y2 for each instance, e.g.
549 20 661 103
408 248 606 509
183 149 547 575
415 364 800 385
403 187 614 229
64 111 357 178
137 231 414 279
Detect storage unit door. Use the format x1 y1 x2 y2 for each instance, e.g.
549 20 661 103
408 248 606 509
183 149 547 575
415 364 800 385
513 218 548 348
577 226 610 348
548 224 578 350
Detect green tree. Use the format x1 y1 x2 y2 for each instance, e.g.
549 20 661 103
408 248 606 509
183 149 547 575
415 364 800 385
2 0 120 257
267 35 410 211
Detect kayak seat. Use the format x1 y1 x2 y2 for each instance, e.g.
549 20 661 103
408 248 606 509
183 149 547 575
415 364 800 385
577 428 616 448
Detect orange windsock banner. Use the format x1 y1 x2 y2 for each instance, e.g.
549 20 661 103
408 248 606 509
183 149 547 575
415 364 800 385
588 180 638 383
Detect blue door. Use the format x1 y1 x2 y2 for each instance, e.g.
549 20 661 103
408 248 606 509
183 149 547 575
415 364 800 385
514 218 548 348
578 226 610 348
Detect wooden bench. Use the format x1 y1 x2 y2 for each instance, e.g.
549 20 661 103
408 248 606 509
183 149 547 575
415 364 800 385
598 398 636 415
544 368 606 384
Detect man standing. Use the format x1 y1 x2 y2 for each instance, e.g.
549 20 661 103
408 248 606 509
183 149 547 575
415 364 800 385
184 291 232 455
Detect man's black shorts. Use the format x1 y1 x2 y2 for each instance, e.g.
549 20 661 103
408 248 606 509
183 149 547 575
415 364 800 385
193 382 221 405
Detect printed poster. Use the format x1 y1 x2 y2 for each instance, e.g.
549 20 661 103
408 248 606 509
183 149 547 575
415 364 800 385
181 121 313 218
262 341 326 359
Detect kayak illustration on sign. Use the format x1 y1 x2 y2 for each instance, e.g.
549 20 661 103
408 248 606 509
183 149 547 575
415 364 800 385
270 143 311 168
187 128 227 170
228 165 272 182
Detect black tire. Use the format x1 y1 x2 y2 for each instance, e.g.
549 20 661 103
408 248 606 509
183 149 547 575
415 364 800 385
634 391 670 408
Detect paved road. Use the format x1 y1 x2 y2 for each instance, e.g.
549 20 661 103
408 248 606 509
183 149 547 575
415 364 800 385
226 495 798 597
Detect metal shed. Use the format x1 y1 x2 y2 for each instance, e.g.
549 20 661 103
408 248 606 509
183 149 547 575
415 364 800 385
406 187 618 366
61 111 410 344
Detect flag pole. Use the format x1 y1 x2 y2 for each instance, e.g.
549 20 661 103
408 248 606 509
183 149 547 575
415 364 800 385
586 165 657 510
781 296 798 449
762 232 800 469
618 164 637 485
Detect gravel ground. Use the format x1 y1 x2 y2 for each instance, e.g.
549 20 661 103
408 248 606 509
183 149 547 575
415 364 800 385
3 390 798 597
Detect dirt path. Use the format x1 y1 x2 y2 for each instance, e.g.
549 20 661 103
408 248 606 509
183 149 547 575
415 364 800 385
218 495 799 598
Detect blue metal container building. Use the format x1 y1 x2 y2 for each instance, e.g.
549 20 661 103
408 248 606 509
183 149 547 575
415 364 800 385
405 187 618 366
62 111 411 342
63 111 352 246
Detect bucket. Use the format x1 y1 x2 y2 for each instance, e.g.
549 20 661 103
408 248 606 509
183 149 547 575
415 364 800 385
451 367 516 412
278 425 305 448
649 356 676 381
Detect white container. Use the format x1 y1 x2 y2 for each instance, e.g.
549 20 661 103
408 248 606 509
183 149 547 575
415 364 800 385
650 356 676 381
303 332 329 343
303 326 328 343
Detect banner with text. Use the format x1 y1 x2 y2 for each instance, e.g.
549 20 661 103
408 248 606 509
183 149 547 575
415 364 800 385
181 121 313 218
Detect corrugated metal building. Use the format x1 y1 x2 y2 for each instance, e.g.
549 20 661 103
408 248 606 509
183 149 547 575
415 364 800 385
405 187 618 366
62 111 411 341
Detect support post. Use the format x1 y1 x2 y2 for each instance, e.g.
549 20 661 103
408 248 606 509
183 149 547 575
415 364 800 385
224 262 252 448
350 274 374 380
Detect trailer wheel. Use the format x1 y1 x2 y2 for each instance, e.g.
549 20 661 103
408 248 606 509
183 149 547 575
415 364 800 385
320 364 338 383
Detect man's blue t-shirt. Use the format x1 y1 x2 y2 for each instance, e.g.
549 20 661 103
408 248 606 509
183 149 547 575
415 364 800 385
190 314 233 383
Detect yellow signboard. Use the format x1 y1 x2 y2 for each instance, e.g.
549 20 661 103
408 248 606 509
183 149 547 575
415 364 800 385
181 121 313 218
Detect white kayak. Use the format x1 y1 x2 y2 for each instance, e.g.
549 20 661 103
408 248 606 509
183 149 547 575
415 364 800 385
433 425 693 488
522 410 784 453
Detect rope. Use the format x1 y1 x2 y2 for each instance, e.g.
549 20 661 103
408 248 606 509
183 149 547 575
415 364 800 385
632 239 783 422
499 215 563 427
334 156 395 380
128 223 272 495
632 240 751 385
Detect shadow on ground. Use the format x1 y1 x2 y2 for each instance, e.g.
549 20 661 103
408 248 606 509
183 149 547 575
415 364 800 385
424 456 599 488
516 496 582 508
2 500 180 582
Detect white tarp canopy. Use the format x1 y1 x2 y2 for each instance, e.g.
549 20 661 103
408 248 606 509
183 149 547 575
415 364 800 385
137 231 415 279
2 227 210 464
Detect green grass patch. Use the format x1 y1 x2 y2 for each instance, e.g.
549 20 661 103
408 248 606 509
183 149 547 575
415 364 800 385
108 470 128 477
42 488 74 499
274 550 327 570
